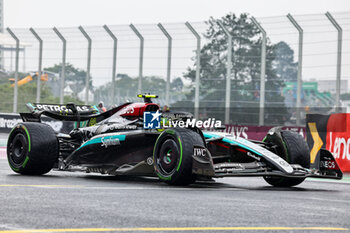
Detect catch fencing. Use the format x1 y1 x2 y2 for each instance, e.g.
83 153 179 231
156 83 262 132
1 12 349 126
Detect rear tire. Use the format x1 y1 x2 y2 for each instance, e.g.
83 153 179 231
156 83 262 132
7 122 58 175
263 129 310 187
153 128 204 185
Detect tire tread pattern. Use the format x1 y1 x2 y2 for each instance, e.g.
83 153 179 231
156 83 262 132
264 130 310 187
154 128 204 186
8 122 58 175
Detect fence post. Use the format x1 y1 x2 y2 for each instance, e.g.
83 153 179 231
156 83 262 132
217 21 232 124
287 14 303 126
53 27 66 104
10 45 13 72
130 24 144 95
22 48 26 72
157 23 172 106
325 12 342 112
251 17 266 126
78 26 92 104
103 25 118 105
6 28 19 113
185 22 201 120
29 28 43 103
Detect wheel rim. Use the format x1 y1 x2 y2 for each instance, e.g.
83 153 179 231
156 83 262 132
10 134 27 165
157 139 179 176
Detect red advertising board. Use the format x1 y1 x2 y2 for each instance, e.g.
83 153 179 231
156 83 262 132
326 114 350 172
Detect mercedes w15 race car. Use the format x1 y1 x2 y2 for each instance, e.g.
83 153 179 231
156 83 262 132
7 94 343 186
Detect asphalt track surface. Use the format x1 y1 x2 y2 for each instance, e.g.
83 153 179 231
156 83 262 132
0 133 349 233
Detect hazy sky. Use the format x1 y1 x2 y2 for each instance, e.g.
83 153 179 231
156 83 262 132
4 0 350 28
2 0 350 89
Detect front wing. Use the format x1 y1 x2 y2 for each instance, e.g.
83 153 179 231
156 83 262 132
192 134 342 180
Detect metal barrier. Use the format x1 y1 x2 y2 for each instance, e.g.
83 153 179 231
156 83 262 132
0 12 348 126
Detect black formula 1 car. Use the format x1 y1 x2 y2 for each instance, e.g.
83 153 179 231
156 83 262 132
7 95 343 186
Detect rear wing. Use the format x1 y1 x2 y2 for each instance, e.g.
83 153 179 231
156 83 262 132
20 102 132 125
20 103 99 123
26 103 98 115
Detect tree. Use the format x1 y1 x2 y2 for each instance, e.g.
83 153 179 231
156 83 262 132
44 63 93 96
0 82 83 113
0 64 86 112
171 77 184 92
272 41 298 82
183 13 289 124
94 74 165 106
94 74 184 107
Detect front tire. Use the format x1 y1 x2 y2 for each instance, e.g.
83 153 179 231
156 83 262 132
153 128 205 185
7 122 58 175
263 129 310 187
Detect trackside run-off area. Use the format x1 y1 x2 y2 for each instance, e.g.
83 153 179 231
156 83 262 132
0 133 350 233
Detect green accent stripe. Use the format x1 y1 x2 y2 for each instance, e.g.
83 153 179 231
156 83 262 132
23 126 31 152
157 174 172 181
166 149 172 162
176 136 183 171
22 156 29 168
8 163 20 172
282 140 289 161
166 129 175 135
9 127 16 137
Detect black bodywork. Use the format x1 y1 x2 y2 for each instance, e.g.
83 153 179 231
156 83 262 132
13 96 342 184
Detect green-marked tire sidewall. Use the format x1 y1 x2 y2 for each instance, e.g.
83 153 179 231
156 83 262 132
7 124 31 172
263 129 308 187
153 129 183 181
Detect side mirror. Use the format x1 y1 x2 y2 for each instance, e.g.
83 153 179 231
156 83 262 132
66 103 78 114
